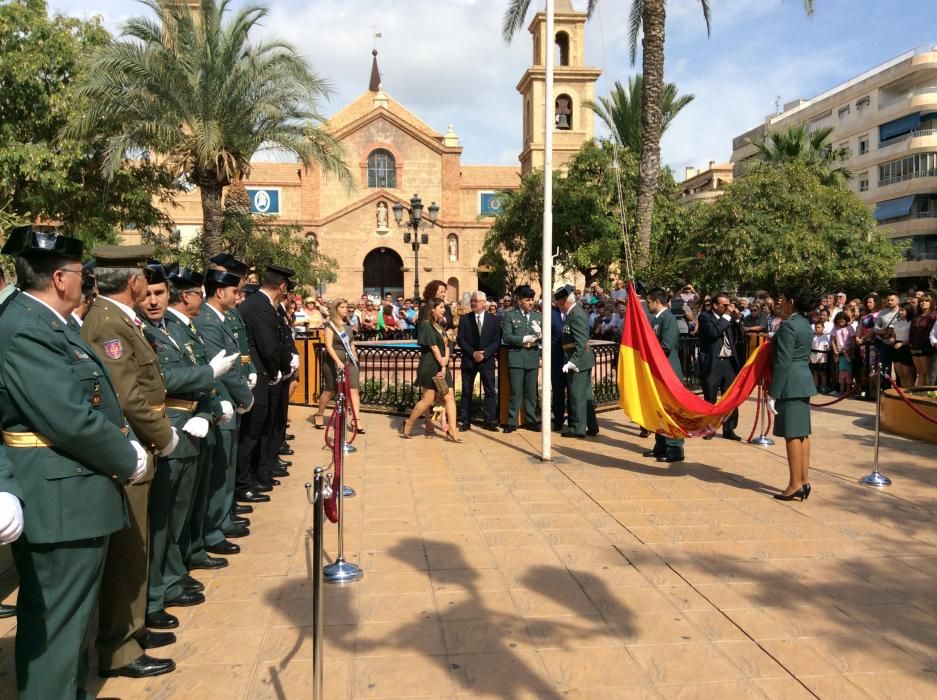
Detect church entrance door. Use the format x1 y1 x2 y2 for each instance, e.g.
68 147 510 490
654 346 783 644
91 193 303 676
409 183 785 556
363 247 404 302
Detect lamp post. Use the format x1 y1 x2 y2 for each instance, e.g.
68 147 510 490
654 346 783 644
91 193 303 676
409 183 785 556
393 194 439 300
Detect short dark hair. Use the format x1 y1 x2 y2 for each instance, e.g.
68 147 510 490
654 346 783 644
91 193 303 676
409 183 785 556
782 286 816 314
14 254 70 292
204 281 224 298
647 287 669 305
262 270 287 289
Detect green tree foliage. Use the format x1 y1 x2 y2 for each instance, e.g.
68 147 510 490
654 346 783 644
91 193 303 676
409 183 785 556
154 184 338 290
72 0 352 260
585 75 694 154
0 0 177 245
749 123 852 185
686 162 904 295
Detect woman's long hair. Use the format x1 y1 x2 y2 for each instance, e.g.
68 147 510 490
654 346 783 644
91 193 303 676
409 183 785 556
328 298 348 330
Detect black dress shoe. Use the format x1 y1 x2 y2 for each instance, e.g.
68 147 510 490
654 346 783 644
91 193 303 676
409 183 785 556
278 446 294 456
586 428 599 436
181 574 204 592
561 430 585 438
280 442 290 452
165 590 205 608
137 629 176 650
100 654 176 679
482 422 499 432
205 540 240 555
285 433 296 441
236 489 270 503
273 467 289 478
657 454 685 463
0 603 15 619
552 423 564 432
277 458 292 467
223 525 250 539
252 483 273 493
233 504 253 515
502 425 516 433
145 610 179 630
230 515 250 527
457 423 471 432
774 486 805 502
189 556 228 570
638 428 650 438
722 430 742 442
642 450 664 458
522 422 541 431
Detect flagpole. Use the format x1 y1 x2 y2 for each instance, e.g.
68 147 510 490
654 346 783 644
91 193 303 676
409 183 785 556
540 0 555 462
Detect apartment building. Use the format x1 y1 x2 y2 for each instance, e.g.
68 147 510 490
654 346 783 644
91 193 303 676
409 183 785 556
731 45 937 286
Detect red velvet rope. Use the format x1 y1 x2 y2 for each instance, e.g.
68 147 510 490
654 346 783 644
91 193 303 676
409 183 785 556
324 366 358 449
809 384 859 407
885 378 937 426
324 368 355 524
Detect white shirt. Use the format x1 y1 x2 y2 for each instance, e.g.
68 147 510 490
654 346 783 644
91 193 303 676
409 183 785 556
70 311 84 327
22 292 67 324
101 296 138 323
167 307 191 324
205 302 226 322
930 319 937 348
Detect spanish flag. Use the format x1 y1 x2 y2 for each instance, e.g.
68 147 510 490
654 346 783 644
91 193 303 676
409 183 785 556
617 283 772 438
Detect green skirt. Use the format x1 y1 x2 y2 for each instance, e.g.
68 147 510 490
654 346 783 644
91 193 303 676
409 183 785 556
773 397 811 439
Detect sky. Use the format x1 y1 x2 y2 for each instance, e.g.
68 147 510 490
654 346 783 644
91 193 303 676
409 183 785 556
48 0 937 177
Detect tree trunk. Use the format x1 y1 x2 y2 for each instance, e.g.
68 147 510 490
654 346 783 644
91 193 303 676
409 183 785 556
635 0 666 270
198 177 225 261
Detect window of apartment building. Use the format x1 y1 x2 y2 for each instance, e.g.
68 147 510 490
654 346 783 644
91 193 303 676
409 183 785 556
858 135 870 155
367 149 396 188
858 172 869 192
878 152 937 186
838 141 850 161
898 234 937 261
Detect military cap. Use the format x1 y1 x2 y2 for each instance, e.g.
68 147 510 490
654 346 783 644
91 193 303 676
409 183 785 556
209 253 249 278
266 264 295 278
168 266 204 290
81 260 97 295
514 284 535 299
203 268 241 287
286 278 297 292
90 244 155 269
145 261 168 284
553 284 575 301
241 283 259 296
2 225 84 261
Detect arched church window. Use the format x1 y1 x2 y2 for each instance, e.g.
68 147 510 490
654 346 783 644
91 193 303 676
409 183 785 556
555 94 573 130
555 31 570 66
367 149 396 188
447 234 459 262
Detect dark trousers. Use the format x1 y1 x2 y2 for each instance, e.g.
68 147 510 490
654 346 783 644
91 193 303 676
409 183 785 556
205 428 236 546
551 358 571 428
13 534 109 700
148 452 198 613
236 383 269 492
459 362 497 424
257 383 285 485
566 369 597 436
183 430 214 565
654 433 685 457
701 357 738 433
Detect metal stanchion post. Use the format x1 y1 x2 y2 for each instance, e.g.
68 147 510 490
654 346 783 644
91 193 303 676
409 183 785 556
305 467 328 700
324 369 363 584
861 363 892 487
751 388 775 447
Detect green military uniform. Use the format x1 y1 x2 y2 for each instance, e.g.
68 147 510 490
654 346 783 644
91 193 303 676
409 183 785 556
560 302 596 436
194 301 253 548
770 312 817 439
82 251 175 672
501 304 542 427
220 306 254 531
0 259 137 698
143 311 215 615
650 307 685 460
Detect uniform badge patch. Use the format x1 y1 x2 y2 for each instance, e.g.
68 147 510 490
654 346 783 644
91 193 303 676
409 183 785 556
103 339 123 359
73 350 90 360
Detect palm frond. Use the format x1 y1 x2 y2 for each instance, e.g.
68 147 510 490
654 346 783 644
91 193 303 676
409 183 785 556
628 0 644 65
502 0 532 43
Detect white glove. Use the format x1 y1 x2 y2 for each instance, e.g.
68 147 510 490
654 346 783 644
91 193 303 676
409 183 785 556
522 335 536 345
129 440 148 484
270 370 283 385
0 492 24 545
766 396 778 416
561 361 579 373
182 416 210 439
531 320 542 338
156 428 180 457
236 396 254 414
219 400 234 424
247 372 257 390
209 350 240 379
290 353 300 371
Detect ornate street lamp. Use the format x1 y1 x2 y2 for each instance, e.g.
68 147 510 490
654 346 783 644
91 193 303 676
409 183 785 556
393 194 439 299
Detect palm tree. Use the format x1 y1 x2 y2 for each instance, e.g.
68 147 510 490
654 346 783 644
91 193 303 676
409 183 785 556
585 75 694 154
70 0 351 258
749 123 852 185
503 0 815 269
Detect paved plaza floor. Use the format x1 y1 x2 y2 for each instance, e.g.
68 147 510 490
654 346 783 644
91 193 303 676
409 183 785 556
1 397 936 698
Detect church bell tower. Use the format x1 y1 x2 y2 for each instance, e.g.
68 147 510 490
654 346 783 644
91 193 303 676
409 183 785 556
517 0 602 174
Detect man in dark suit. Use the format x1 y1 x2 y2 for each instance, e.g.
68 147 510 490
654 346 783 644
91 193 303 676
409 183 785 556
697 292 743 441
237 265 294 494
643 287 685 463
551 290 571 432
456 291 500 431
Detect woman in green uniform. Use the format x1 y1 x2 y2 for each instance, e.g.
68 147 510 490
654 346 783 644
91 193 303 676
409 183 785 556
315 299 363 432
768 286 818 501
401 299 461 442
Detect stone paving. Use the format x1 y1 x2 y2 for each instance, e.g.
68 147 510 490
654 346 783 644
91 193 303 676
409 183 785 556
2 397 936 698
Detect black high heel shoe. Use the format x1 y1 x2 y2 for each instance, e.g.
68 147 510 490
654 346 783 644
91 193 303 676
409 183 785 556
802 483 811 500
774 486 805 502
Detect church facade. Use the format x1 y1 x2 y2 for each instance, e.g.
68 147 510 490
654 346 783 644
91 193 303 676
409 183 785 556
159 2 599 302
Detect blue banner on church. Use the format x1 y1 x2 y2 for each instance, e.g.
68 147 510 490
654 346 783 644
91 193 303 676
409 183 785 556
247 188 280 215
479 192 504 216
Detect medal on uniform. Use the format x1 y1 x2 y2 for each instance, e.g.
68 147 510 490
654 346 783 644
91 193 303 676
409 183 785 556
91 380 101 408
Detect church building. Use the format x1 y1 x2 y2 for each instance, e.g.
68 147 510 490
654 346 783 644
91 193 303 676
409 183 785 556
161 0 599 302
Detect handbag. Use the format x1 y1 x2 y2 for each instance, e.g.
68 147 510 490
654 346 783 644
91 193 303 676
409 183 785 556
432 374 450 403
